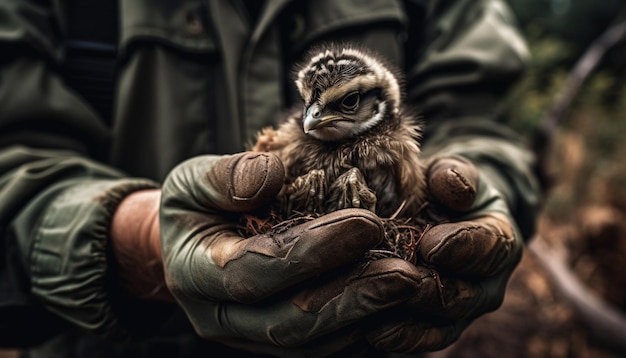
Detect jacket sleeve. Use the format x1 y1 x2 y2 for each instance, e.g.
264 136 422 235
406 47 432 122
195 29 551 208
407 0 541 239
0 1 160 346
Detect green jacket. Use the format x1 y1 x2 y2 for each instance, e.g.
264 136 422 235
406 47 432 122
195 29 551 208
0 0 540 354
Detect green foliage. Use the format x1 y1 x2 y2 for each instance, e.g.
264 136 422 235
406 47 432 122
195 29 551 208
502 0 626 216
504 34 571 137
503 0 626 137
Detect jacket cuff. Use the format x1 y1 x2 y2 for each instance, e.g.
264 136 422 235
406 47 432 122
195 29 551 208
29 179 161 342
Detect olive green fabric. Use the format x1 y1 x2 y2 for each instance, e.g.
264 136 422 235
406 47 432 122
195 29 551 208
0 0 540 351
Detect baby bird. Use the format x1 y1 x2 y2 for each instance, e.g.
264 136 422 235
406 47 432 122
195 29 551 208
253 44 427 221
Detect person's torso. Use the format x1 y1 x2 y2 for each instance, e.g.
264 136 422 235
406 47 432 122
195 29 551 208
60 0 414 181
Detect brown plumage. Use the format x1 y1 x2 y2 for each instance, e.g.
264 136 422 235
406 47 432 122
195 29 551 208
247 44 432 262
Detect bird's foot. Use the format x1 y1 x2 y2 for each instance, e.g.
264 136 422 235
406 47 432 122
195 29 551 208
284 169 327 215
328 167 377 212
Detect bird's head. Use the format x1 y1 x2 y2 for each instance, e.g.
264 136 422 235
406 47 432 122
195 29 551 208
294 45 402 142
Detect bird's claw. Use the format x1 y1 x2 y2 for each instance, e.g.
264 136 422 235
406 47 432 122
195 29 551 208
329 167 377 212
284 169 327 215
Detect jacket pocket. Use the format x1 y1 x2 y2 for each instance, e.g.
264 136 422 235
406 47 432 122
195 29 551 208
119 0 216 57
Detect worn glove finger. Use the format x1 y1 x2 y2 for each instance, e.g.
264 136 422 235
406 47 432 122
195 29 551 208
168 152 285 214
399 271 511 321
190 209 384 303
290 257 435 317
427 156 479 212
419 214 520 277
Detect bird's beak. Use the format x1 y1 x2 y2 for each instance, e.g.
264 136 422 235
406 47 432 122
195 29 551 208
303 104 344 134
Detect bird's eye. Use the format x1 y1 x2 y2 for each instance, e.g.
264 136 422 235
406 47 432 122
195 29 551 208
340 92 360 112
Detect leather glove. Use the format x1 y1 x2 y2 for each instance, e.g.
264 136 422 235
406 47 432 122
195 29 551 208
363 156 523 353
159 152 430 356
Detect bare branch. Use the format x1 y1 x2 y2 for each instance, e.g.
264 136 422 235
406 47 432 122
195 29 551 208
529 237 626 355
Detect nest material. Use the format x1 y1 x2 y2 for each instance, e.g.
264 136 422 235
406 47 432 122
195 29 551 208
237 203 436 266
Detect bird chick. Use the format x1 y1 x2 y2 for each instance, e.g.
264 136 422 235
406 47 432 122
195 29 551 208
253 44 427 222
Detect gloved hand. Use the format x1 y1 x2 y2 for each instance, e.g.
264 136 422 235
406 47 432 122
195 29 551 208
363 156 523 353
158 152 434 356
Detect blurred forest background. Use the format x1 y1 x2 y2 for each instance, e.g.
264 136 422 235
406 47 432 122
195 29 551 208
432 1 626 357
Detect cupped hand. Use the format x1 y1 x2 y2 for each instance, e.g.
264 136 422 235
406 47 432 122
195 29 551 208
159 152 434 355
365 156 523 353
